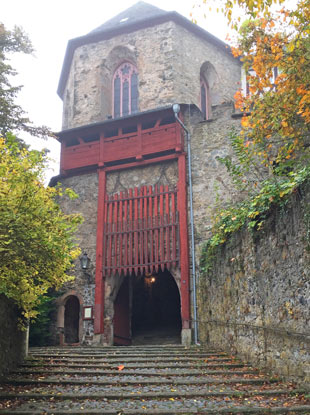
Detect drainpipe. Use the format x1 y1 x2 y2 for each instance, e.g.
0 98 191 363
172 104 198 344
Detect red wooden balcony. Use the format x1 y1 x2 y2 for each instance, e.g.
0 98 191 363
58 108 183 173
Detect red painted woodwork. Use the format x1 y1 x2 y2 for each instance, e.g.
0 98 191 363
94 169 106 334
59 108 191 339
113 276 131 345
103 185 179 277
62 142 100 171
178 154 191 329
60 113 182 173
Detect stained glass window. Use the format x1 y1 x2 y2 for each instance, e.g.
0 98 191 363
200 77 209 120
114 76 121 118
113 62 138 118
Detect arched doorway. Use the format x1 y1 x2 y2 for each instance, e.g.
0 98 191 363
131 269 181 344
64 295 80 344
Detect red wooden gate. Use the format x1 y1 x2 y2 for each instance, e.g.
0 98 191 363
103 185 179 276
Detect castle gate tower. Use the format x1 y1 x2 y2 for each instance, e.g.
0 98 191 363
53 1 241 346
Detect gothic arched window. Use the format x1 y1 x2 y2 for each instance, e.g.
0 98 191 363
113 62 138 118
200 77 210 120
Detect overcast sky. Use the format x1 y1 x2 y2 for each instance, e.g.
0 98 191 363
2 0 229 181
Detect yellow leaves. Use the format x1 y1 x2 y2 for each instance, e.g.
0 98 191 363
287 42 295 52
248 211 260 218
241 116 249 128
0 135 82 322
234 90 244 110
231 46 242 57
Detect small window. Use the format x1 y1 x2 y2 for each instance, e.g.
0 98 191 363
200 77 210 120
113 62 138 118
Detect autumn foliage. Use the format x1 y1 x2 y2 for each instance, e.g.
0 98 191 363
195 0 310 170
234 1 310 169
198 0 310 269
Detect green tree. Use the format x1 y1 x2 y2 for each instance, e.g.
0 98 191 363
0 23 82 322
0 23 50 138
0 133 82 321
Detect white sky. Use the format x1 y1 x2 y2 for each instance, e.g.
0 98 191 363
2 0 230 181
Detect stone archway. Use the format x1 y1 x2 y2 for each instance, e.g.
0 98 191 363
131 269 182 344
112 269 182 345
56 290 83 345
64 296 80 343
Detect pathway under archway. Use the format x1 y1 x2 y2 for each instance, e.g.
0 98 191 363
113 270 181 345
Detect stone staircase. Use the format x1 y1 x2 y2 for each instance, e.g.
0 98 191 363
0 345 309 414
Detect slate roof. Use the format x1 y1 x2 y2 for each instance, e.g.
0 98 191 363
89 2 167 34
57 1 233 98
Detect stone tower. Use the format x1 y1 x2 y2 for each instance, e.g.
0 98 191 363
53 1 242 346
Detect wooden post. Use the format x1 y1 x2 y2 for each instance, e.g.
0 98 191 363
178 154 191 329
94 168 106 334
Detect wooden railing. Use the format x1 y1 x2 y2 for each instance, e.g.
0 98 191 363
60 116 182 172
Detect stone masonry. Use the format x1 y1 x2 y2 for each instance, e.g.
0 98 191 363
62 20 240 129
198 182 310 385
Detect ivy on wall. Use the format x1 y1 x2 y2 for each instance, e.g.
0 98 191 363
200 163 310 276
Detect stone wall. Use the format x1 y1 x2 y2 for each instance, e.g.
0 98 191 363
188 104 242 249
62 21 240 129
0 295 26 376
198 183 310 384
56 172 98 344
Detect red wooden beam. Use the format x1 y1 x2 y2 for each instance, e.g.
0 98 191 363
94 168 106 334
134 187 139 275
119 191 124 275
148 185 153 274
154 185 159 273
178 154 191 330
113 194 119 274
171 191 177 269
124 190 128 271
159 185 164 272
129 188 133 274
143 186 148 274
139 186 144 274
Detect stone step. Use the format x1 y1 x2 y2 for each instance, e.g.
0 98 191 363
26 356 235 364
4 377 274 386
1 406 310 414
28 352 228 358
0 389 307 400
12 368 258 376
0 390 309 414
17 362 248 370
0 346 308 414
29 346 199 354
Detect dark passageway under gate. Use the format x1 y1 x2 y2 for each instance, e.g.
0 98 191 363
114 270 181 345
